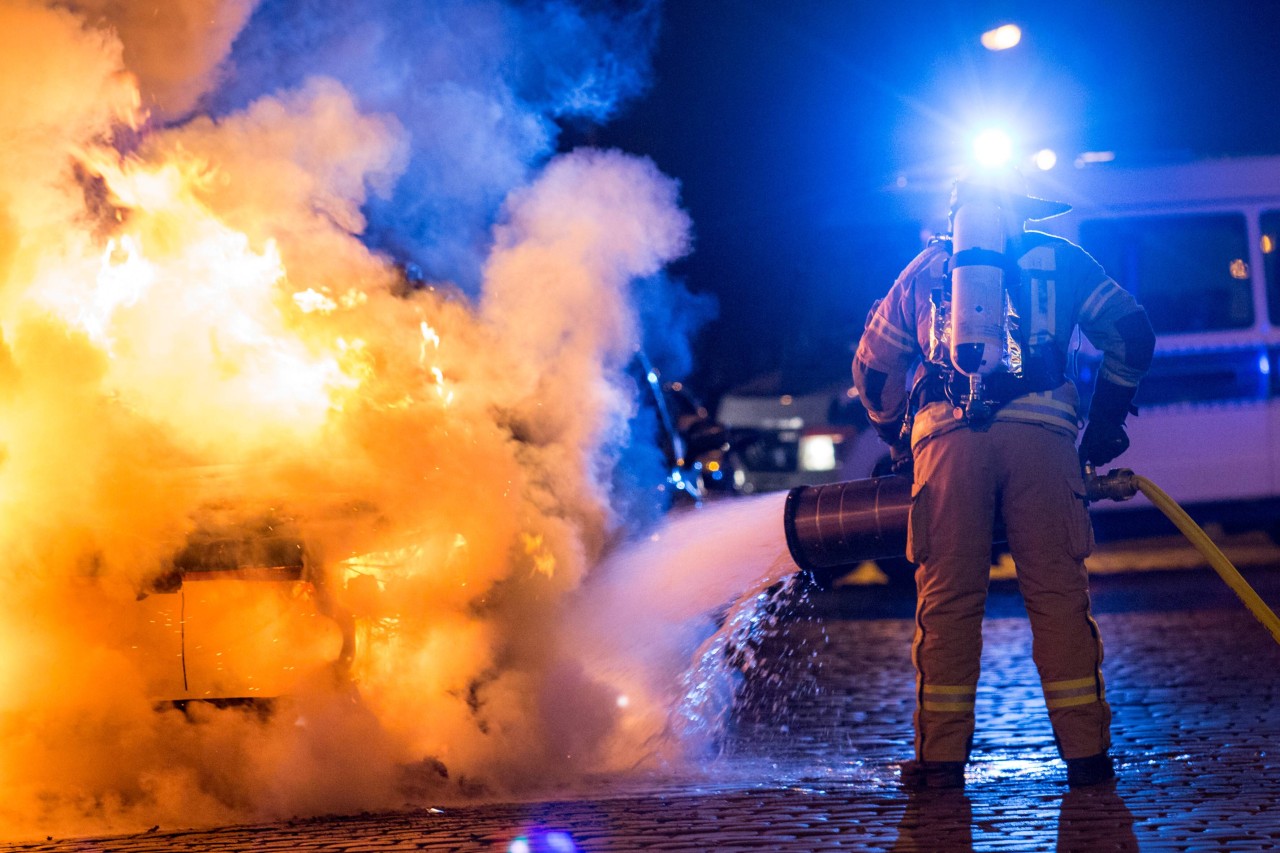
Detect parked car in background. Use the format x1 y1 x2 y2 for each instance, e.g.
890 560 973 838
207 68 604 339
629 351 742 505
714 370 887 494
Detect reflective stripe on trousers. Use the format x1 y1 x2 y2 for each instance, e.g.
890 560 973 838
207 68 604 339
908 421 1111 763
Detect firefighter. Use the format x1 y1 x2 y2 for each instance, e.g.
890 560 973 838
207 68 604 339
852 167 1155 789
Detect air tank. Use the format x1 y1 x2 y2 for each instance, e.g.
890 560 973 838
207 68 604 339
949 199 1008 376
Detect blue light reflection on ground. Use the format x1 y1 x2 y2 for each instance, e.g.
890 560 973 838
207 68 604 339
508 828 580 853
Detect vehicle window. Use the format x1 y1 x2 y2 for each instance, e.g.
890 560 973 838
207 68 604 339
1139 349 1269 405
1078 347 1270 407
1261 211 1280 326
1079 213 1253 334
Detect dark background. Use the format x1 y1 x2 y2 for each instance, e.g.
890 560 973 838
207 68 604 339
579 0 1280 402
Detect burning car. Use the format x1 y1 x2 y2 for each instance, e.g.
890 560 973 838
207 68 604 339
131 354 732 707
128 471 373 705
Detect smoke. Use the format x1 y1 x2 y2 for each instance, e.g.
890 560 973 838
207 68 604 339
66 0 259 122
0 0 732 841
206 0 662 291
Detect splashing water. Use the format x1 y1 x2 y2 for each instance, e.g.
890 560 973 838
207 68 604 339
569 492 806 767
670 569 803 758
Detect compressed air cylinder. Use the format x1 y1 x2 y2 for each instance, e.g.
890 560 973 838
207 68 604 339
949 200 1007 376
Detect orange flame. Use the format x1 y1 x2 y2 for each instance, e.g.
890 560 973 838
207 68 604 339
0 6 692 837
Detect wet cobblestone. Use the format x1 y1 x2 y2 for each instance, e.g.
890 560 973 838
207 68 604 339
3 567 1279 852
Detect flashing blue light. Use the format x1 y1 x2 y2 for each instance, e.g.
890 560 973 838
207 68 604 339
972 127 1014 168
981 23 1022 51
1033 148 1058 171
546 831 578 852
508 830 579 853
1261 352 1271 375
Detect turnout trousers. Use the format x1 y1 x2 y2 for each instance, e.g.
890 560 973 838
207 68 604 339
906 420 1111 763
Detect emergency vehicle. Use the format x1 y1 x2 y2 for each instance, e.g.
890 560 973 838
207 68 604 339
1034 155 1280 535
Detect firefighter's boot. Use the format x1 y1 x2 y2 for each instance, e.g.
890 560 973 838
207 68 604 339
1066 751 1115 788
900 760 966 790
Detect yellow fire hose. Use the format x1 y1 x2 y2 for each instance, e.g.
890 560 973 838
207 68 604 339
1090 467 1280 646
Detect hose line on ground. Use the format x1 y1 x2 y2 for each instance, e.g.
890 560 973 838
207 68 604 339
1133 475 1280 646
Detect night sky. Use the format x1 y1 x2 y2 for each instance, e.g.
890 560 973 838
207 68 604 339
586 1 1280 400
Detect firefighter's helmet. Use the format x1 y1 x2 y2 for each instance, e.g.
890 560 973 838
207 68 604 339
950 168 1071 222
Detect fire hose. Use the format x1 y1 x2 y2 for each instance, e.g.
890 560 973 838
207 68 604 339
1121 472 1280 645
783 468 1280 646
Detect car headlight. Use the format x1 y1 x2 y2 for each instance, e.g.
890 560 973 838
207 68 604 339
798 433 840 472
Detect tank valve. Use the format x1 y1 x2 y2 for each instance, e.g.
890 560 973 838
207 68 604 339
963 373 993 424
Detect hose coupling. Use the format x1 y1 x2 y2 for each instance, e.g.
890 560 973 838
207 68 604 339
1084 465 1140 503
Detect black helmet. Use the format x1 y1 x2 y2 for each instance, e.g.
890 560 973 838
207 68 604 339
950 168 1071 222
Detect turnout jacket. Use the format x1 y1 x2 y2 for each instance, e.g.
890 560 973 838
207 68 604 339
853 229 1154 448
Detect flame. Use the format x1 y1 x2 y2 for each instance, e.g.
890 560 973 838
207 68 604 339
521 532 558 578
419 322 453 405
293 288 338 315
89 234 152 341
420 320 441 349
0 3 692 838
25 149 363 451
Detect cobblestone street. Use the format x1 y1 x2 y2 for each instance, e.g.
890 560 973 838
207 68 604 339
4 556 1280 852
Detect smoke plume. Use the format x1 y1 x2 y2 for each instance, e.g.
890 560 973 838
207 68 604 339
0 0 726 840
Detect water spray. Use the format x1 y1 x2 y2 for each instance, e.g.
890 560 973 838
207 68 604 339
783 468 1280 646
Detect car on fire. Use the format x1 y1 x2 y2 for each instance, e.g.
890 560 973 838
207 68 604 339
128 475 362 706
133 358 739 706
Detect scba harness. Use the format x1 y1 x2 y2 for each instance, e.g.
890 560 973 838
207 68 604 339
914 235 1066 429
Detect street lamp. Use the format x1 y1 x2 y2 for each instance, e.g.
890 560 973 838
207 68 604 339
981 23 1022 51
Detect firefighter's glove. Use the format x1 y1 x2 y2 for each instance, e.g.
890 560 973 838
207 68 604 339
889 440 914 477
1079 420 1129 467
1079 378 1138 467
869 417 913 477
